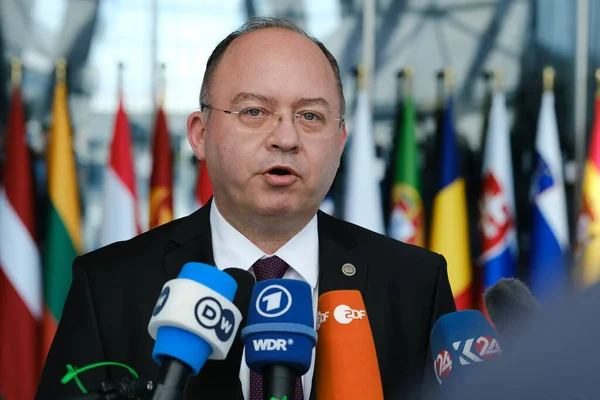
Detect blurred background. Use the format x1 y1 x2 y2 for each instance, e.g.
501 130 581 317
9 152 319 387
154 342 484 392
2 0 600 398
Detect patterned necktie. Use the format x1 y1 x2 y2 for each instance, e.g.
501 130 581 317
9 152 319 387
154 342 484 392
249 256 304 400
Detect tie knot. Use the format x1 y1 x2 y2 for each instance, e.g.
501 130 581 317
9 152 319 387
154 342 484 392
252 256 290 281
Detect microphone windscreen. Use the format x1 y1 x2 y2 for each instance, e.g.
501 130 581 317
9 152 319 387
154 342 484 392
483 278 541 337
241 279 317 375
430 310 502 390
315 290 384 400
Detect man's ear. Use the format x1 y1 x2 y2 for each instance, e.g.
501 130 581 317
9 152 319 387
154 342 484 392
339 123 348 154
187 111 206 160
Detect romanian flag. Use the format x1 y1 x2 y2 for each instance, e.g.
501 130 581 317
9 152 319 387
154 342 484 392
194 160 213 209
42 61 82 361
149 105 173 229
0 63 42 400
576 87 600 288
389 93 424 246
429 96 473 310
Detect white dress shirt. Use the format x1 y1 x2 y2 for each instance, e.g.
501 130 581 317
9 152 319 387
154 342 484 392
210 201 319 400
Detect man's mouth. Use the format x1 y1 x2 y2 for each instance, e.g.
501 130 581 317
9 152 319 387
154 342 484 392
266 166 296 176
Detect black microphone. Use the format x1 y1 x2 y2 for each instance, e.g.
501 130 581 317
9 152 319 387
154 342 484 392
147 263 255 400
483 278 541 337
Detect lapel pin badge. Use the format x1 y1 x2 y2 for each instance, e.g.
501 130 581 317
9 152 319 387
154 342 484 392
341 263 356 277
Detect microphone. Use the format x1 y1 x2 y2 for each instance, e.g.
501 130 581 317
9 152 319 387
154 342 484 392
315 290 384 400
147 263 254 400
241 279 317 400
483 278 541 337
429 310 502 391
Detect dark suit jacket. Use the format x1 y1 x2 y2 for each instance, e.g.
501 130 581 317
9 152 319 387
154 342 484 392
36 201 455 399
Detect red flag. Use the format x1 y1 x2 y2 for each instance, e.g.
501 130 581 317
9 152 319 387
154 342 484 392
99 98 140 246
149 106 173 229
0 85 42 399
195 160 213 208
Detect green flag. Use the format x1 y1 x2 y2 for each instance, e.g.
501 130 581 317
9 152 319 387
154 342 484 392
389 95 425 246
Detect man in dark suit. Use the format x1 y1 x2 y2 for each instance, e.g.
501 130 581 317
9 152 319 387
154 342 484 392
36 17 455 399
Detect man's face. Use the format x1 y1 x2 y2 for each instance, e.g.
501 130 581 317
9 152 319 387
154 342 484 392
188 28 347 220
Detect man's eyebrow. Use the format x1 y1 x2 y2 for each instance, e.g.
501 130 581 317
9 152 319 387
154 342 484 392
293 97 331 109
230 93 277 107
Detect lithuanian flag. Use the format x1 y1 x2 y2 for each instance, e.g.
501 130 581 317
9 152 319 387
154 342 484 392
41 60 82 361
429 95 473 310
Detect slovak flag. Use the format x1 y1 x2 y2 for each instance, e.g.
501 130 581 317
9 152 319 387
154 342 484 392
479 91 518 292
529 89 570 305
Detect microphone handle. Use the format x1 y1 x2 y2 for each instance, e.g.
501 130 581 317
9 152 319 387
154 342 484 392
262 365 298 400
150 357 193 400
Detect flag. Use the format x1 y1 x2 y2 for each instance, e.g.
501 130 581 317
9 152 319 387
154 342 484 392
99 98 140 246
529 90 569 304
42 70 82 361
194 160 213 209
479 92 518 292
0 83 42 400
429 96 473 310
149 105 173 229
343 88 384 234
576 95 600 288
388 94 424 246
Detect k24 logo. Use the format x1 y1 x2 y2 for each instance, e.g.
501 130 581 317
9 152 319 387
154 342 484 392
434 350 452 384
453 336 502 365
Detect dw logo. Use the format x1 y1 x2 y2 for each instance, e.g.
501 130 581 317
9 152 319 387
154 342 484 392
194 296 236 342
153 287 170 316
256 285 292 318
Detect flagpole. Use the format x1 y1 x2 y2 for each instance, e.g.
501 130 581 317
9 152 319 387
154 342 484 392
11 58 22 88
362 0 376 105
574 0 589 221
156 62 166 109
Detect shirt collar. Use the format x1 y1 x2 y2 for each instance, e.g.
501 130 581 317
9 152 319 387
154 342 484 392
210 199 319 290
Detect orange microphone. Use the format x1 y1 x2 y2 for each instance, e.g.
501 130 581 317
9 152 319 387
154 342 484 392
315 290 384 399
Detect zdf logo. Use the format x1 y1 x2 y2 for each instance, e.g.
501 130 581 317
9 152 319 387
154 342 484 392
256 284 292 318
333 304 366 324
195 297 236 342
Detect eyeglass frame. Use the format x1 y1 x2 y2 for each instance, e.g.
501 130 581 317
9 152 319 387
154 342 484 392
200 102 346 135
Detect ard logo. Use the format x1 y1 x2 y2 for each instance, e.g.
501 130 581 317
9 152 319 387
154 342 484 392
434 350 452 383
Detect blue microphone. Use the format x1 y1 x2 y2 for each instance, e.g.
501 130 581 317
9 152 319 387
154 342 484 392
430 310 502 392
147 262 252 400
241 279 317 400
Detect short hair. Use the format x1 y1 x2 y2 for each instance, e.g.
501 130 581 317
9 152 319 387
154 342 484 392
199 16 346 116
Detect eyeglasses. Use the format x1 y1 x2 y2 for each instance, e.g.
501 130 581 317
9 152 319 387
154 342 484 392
201 103 345 137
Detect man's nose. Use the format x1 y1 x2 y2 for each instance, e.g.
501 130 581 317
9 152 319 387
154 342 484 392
266 114 302 152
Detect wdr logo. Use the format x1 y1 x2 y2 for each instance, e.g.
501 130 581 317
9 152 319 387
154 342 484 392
434 350 452 384
194 297 236 342
252 338 294 351
256 285 292 318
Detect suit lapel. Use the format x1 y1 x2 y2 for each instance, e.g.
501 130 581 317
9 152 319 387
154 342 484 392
310 212 369 400
163 200 215 281
317 211 368 295
161 199 244 399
